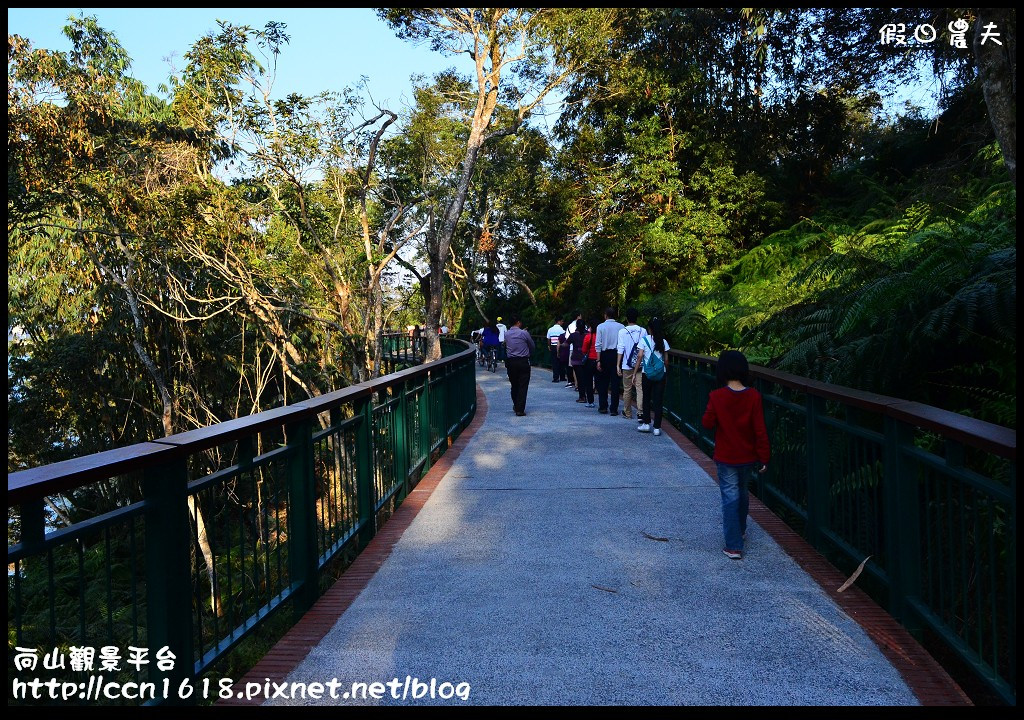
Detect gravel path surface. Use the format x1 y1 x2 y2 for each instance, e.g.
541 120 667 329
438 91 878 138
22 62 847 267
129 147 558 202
269 367 917 706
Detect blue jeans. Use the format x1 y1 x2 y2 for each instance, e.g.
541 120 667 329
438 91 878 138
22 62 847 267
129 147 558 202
716 462 753 551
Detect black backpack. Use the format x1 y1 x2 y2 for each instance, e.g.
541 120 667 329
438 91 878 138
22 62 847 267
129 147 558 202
625 328 642 367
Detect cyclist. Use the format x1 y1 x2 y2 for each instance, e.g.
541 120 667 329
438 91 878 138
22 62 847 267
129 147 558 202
481 322 501 372
470 329 483 363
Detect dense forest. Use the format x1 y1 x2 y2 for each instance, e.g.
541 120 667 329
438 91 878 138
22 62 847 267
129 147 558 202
8 7 1017 476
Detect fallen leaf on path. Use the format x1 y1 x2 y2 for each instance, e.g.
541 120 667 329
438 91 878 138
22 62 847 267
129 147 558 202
591 585 618 593
837 555 872 593
641 531 669 542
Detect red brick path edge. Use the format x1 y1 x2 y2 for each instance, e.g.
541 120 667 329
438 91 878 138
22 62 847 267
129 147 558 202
659 421 973 706
217 386 489 706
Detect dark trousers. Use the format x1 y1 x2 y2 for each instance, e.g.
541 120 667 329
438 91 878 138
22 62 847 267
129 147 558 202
641 374 667 428
596 349 620 412
564 362 574 386
506 357 532 413
549 346 562 381
577 359 595 403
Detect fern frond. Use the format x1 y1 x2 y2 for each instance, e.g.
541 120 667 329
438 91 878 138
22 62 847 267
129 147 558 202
836 272 912 337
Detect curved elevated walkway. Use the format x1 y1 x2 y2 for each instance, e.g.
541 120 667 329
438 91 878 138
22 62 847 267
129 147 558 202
267 367 919 705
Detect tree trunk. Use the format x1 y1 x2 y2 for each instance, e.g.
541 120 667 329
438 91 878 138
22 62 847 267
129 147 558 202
122 282 221 617
974 9 1017 185
424 133 486 361
358 110 398 377
371 277 384 375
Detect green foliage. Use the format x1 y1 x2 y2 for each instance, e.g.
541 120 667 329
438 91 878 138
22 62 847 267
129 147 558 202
634 130 1015 429
7 8 1018 710
744 176 1014 426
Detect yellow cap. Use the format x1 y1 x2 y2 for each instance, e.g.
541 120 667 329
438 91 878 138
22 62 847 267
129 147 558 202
497 316 502 322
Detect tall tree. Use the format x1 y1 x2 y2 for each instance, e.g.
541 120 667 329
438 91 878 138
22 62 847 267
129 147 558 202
973 8 1016 185
171 21 421 381
378 8 610 359
9 16 235 607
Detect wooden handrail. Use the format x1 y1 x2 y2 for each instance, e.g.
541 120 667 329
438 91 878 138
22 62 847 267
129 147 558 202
667 349 1016 461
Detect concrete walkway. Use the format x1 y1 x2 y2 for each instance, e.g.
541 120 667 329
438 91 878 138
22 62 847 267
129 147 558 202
270 367 917 705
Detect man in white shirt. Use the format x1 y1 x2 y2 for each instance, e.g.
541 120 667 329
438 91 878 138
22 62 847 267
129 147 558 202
594 307 625 415
565 310 582 336
636 320 671 435
496 317 508 364
616 307 648 422
546 318 565 382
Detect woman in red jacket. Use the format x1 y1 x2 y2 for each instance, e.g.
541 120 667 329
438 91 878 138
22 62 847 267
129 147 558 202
702 350 770 560
574 319 599 406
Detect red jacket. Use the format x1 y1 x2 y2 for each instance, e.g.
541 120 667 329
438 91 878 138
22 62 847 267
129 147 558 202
702 386 770 466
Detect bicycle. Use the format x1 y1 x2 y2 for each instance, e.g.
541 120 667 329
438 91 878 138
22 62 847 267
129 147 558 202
482 345 498 372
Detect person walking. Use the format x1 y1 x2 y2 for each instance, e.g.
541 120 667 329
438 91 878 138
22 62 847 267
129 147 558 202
636 317 670 436
616 308 647 422
701 350 770 560
581 317 600 406
594 308 625 415
546 317 565 383
566 310 582 336
558 329 573 389
568 320 588 403
496 316 508 366
563 310 583 389
412 325 423 357
504 315 536 416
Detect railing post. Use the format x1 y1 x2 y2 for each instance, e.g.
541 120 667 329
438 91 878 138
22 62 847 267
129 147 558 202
458 358 466 431
143 457 194 691
420 370 432 473
464 357 475 430
456 359 463 426
450 361 458 435
355 396 376 545
692 363 705 446
751 377 768 501
805 393 829 550
15 499 46 645
665 355 676 425
19 498 45 550
683 361 695 440
285 418 318 615
394 381 410 502
883 415 923 627
440 363 450 445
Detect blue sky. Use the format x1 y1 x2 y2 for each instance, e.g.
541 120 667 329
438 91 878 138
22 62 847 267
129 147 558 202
8 7 941 123
7 8 458 109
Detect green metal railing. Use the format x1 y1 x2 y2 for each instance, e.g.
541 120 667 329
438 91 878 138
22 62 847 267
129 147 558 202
380 333 426 372
8 338 476 703
663 350 1016 704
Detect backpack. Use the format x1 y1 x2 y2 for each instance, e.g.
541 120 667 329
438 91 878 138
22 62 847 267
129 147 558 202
642 336 666 381
624 328 642 368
